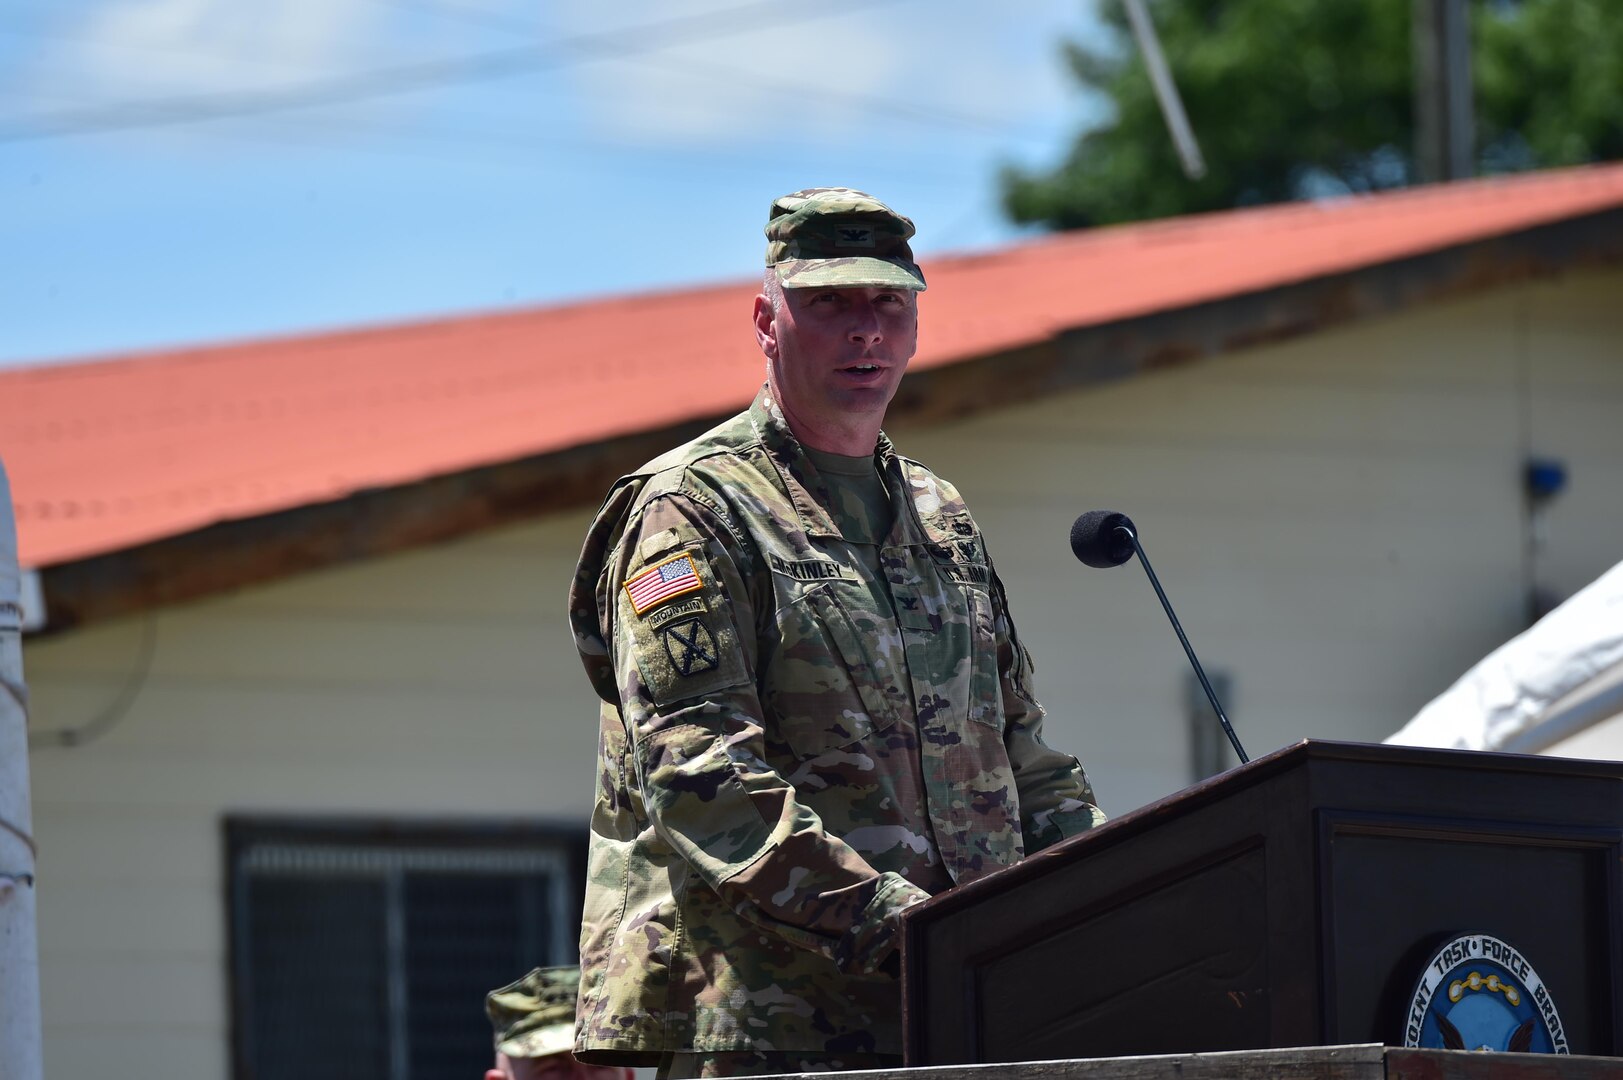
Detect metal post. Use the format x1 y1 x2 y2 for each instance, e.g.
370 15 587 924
1123 0 1207 180
1413 0 1475 182
0 455 44 1080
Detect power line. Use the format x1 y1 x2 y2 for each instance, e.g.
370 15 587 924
354 0 1043 141
1 6 1056 162
629 52 1045 139
89 100 1012 183
0 0 909 144
6 75 1043 187
29 612 158 750
360 0 1042 137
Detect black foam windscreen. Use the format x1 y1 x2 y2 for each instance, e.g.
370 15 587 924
1069 510 1137 568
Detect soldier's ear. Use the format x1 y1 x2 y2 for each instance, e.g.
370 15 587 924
752 293 779 360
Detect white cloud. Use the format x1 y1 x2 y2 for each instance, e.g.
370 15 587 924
44 0 379 98
546 0 1102 146
8 0 1109 162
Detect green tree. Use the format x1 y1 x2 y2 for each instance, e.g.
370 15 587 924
1002 0 1623 230
1476 0 1623 170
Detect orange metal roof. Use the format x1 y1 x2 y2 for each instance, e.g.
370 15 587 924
6 164 1623 569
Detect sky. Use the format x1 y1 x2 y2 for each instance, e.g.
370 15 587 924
0 0 1114 368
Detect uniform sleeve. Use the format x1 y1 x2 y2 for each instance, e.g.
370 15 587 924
989 561 1107 854
608 490 930 975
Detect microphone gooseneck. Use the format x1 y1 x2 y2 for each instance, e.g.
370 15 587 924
1070 510 1249 766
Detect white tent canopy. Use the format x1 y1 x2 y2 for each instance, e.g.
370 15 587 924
1386 559 1623 754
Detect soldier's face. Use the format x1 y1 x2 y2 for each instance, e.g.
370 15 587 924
757 284 918 444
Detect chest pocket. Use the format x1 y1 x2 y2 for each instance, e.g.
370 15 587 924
762 581 907 760
920 518 1003 731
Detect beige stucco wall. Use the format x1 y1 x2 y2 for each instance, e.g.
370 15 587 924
1545 709 1623 758
23 267 1623 1077
25 513 602 1076
895 267 1623 803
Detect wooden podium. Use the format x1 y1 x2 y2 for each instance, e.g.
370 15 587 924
902 741 1623 1065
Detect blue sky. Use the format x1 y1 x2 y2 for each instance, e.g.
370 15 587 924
0 0 1112 368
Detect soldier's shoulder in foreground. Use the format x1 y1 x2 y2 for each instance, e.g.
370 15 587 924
621 410 768 512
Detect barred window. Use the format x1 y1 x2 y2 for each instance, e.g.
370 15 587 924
226 818 585 1080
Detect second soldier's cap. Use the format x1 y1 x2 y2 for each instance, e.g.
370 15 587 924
765 187 927 292
485 966 579 1059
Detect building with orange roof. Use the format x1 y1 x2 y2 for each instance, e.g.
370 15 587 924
7 165 1623 1078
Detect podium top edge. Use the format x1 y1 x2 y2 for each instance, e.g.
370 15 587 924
1115 739 1623 838
903 739 1623 927
1272 737 1623 777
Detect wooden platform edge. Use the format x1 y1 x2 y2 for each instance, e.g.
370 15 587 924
1385 1047 1623 1079
754 1043 1389 1079
752 1044 1623 1080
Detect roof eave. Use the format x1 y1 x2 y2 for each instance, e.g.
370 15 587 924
32 206 1623 635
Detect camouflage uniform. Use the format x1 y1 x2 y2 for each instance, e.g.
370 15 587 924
567 385 1104 1066
487 966 583 1059
487 966 635 1078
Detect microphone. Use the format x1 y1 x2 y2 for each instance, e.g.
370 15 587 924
1070 510 1249 765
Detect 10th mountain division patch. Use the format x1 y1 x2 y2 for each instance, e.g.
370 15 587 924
659 616 718 677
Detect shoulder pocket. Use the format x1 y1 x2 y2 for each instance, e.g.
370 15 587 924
618 544 749 708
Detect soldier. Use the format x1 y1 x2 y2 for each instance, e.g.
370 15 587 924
484 966 633 1080
567 188 1105 1078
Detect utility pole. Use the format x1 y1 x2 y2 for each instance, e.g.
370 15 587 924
0 456 43 1080
1413 0 1475 182
1123 0 1207 180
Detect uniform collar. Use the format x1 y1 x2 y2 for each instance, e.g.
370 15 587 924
748 385 907 542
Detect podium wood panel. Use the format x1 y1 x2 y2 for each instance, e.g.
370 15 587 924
902 741 1623 1065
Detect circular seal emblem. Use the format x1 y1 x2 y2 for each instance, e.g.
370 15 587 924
1403 933 1569 1053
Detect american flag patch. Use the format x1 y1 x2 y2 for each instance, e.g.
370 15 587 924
624 554 704 615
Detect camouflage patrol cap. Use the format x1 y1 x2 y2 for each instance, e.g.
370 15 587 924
484 966 579 1059
765 187 927 291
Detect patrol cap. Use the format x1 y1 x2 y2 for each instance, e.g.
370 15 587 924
484 966 579 1059
765 187 927 292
